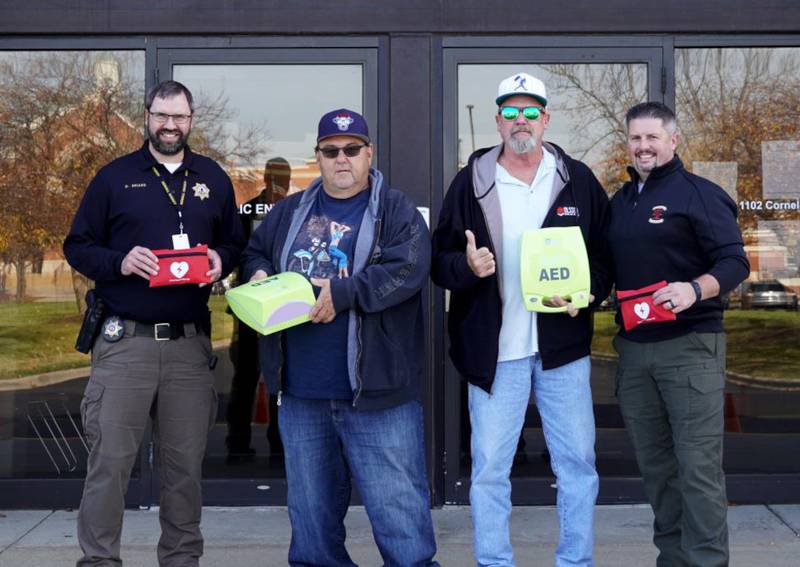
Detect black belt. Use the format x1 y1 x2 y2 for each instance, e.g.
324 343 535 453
127 321 199 341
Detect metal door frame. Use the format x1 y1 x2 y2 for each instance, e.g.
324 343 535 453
437 37 667 505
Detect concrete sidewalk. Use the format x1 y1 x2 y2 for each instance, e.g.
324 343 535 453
1 505 798 566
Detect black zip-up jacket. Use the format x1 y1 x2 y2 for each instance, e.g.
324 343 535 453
242 169 431 411
431 143 612 393
608 156 749 342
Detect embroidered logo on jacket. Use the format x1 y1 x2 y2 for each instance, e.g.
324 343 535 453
556 206 579 217
649 205 667 224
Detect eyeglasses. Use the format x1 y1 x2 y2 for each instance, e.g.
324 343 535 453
315 144 368 159
499 106 544 121
149 111 192 125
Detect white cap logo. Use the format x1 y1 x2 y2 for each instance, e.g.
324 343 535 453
332 115 354 131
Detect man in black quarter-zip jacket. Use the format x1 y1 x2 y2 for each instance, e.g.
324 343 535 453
432 72 612 567
608 101 749 567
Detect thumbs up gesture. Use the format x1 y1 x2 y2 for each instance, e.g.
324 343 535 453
465 230 496 278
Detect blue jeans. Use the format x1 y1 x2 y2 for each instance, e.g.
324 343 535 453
279 395 439 567
469 355 598 567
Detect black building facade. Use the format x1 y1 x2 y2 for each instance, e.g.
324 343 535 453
1 1 799 508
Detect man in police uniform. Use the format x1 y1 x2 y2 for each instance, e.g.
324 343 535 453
432 73 612 567
64 80 245 567
609 102 749 566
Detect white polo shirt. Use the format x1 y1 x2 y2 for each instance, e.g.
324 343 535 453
496 149 557 362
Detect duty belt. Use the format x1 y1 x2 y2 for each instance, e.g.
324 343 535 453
124 320 200 341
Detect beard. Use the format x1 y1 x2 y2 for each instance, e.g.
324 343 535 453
506 127 537 155
634 152 659 173
148 126 189 156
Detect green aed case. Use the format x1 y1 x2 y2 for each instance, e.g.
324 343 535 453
520 226 591 313
225 271 316 335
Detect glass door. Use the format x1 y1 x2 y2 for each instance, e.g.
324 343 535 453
673 45 800 485
0 47 149 508
440 44 665 504
157 46 378 505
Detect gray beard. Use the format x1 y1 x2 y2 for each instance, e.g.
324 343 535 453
507 135 536 155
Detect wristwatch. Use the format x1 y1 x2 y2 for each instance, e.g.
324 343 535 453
690 280 702 303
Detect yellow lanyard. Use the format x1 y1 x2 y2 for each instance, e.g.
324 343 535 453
152 167 188 234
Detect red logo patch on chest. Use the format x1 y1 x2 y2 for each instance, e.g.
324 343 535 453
649 205 667 224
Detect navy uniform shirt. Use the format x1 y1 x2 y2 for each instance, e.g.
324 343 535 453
64 142 245 323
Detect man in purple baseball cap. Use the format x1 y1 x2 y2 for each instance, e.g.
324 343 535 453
316 107 371 144
242 108 439 566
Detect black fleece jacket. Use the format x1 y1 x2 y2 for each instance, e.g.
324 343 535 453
609 156 749 342
431 143 612 393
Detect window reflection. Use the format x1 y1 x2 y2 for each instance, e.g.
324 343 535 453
172 63 363 477
676 47 800 473
0 50 145 478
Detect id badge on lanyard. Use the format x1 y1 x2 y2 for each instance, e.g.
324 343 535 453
152 166 191 249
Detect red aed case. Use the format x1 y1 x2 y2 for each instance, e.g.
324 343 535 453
148 245 211 288
616 280 677 331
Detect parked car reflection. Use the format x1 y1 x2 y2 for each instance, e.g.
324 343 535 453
741 280 799 310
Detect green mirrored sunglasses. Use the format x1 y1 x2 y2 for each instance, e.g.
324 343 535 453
499 106 544 121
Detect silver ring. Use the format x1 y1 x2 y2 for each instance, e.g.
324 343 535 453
666 300 674 309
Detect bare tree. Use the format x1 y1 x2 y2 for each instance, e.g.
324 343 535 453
549 63 647 191
188 89 267 168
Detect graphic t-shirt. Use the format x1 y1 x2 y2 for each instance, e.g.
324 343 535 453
283 188 369 399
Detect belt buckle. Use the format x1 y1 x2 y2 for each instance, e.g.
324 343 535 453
154 322 171 341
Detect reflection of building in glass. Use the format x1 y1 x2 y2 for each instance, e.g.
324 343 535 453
0 51 143 304
762 141 800 199
692 161 738 203
92 56 121 88
745 221 800 290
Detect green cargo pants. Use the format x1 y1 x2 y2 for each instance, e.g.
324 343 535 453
77 322 217 567
613 332 729 567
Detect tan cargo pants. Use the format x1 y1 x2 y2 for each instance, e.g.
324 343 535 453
77 322 217 567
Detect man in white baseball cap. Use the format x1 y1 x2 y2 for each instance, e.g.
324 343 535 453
495 72 548 107
432 71 612 567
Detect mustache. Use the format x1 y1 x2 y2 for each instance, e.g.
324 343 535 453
511 126 533 135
